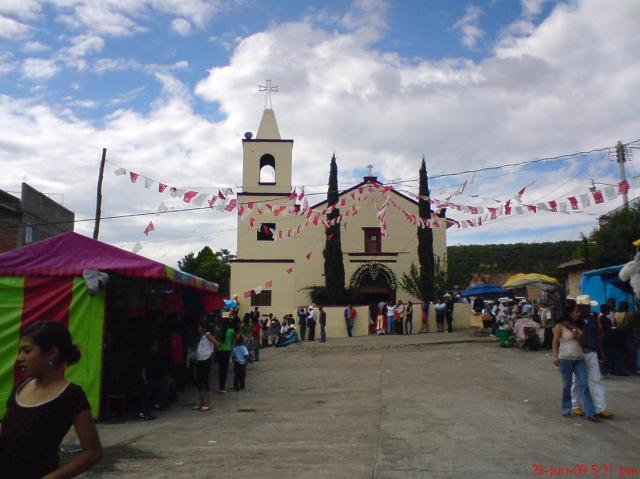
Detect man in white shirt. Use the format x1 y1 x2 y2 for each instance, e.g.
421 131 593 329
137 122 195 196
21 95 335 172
307 305 317 341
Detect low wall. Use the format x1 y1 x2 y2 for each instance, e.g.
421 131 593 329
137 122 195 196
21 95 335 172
312 303 471 339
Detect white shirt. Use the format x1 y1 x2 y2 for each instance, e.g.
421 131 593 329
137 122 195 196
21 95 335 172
307 308 317 321
197 333 214 361
387 305 395 317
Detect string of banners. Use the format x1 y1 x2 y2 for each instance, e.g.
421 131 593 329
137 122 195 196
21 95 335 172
113 165 640 237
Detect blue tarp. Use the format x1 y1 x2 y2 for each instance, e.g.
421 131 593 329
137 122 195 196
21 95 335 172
461 283 509 298
580 265 636 312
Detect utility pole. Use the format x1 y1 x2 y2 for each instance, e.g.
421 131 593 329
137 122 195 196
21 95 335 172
616 140 629 207
93 148 107 239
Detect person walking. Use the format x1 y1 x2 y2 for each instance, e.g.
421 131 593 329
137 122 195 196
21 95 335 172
551 298 599 421
570 295 614 419
319 306 327 342
435 299 446 333
0 321 103 478
346 304 356 338
444 294 454 333
307 305 317 341
194 321 219 411
405 301 414 335
297 306 308 341
395 300 405 335
232 335 250 391
217 318 234 394
251 317 261 361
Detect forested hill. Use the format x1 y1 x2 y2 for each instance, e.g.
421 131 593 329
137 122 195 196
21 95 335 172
446 241 579 289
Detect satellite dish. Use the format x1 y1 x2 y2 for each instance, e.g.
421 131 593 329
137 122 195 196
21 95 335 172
244 131 253 139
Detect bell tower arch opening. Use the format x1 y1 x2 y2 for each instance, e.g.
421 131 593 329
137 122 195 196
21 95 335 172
259 154 276 184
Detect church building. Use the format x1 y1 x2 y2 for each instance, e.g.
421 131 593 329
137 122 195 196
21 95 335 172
230 107 448 319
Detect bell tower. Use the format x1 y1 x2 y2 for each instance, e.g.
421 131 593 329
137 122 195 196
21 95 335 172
241 108 293 194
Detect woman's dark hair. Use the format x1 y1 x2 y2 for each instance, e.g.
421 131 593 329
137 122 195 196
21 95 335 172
562 299 577 321
23 321 81 366
600 304 611 315
235 335 244 346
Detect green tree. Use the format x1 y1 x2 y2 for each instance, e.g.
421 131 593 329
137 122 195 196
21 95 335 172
322 153 346 303
178 246 235 296
416 157 435 302
400 256 448 301
577 203 640 267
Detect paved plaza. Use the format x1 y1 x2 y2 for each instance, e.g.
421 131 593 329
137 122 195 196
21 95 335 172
70 332 640 478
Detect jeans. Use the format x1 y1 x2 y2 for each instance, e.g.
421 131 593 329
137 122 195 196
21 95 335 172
307 320 316 341
387 316 394 334
233 362 246 390
405 317 413 335
571 351 607 413
299 318 307 341
559 359 595 417
346 319 354 337
320 321 327 341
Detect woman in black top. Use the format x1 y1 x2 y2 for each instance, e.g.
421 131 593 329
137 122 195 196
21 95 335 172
0 321 102 478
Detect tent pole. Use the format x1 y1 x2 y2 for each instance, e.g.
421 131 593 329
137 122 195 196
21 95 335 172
93 148 107 240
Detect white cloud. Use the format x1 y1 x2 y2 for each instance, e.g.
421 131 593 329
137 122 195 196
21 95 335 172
0 14 31 39
0 0 41 20
0 52 17 75
22 58 59 79
452 4 485 48
22 41 50 53
2 0 640 266
171 17 192 36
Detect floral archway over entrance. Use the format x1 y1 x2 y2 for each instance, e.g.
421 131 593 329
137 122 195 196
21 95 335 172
349 262 397 291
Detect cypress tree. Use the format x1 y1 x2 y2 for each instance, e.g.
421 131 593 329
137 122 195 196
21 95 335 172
418 156 436 302
323 153 346 303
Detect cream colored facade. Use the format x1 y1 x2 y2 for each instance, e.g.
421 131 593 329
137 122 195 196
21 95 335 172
230 108 448 327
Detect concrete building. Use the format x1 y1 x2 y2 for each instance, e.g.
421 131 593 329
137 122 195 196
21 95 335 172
230 107 448 320
0 183 74 254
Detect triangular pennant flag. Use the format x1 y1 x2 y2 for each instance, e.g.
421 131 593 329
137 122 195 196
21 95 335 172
579 194 591 207
208 196 217 208
305 251 312 261
604 186 616 201
243 290 252 298
289 188 297 200
218 189 226 200
183 191 198 203
567 196 579 209
132 241 142 254
130 172 139 183
143 221 154 236
144 178 153 189
618 180 629 195
254 286 263 294
591 191 604 204
286 267 293 274
158 183 167 193
265 280 272 288
114 168 126 176
156 202 168 215
192 193 208 206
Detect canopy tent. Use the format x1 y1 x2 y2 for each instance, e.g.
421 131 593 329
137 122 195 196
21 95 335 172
0 232 223 419
581 265 636 313
502 273 561 291
461 283 509 298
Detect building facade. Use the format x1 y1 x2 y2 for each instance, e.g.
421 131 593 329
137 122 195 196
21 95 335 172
230 108 447 318
0 183 74 254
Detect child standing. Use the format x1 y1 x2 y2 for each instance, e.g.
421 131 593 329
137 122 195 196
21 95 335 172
232 336 250 391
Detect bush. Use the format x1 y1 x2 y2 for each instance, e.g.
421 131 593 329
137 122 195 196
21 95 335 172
305 286 360 305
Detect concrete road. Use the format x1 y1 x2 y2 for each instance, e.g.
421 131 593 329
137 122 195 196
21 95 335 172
70 332 640 478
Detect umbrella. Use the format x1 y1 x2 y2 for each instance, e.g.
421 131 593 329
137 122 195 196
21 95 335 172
502 273 561 291
223 299 237 311
460 283 509 297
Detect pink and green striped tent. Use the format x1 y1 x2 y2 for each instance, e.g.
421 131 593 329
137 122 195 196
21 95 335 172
0 232 221 418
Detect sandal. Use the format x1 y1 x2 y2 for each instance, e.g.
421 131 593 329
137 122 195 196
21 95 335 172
200 406 212 412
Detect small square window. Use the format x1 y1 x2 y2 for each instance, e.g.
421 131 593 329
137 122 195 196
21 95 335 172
257 223 275 241
251 290 272 306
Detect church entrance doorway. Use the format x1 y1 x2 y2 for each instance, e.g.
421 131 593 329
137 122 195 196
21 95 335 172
349 262 397 334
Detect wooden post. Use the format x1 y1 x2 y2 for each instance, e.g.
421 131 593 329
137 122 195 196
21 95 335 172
93 148 107 239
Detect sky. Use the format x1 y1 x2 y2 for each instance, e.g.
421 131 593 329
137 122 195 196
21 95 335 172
1 0 640 268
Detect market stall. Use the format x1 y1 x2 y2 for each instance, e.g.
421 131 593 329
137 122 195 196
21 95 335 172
0 232 223 419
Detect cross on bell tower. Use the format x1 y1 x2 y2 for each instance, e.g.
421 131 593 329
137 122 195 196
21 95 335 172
258 79 278 109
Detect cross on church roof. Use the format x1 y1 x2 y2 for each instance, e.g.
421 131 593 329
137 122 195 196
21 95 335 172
258 79 278 109
366 164 374 176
